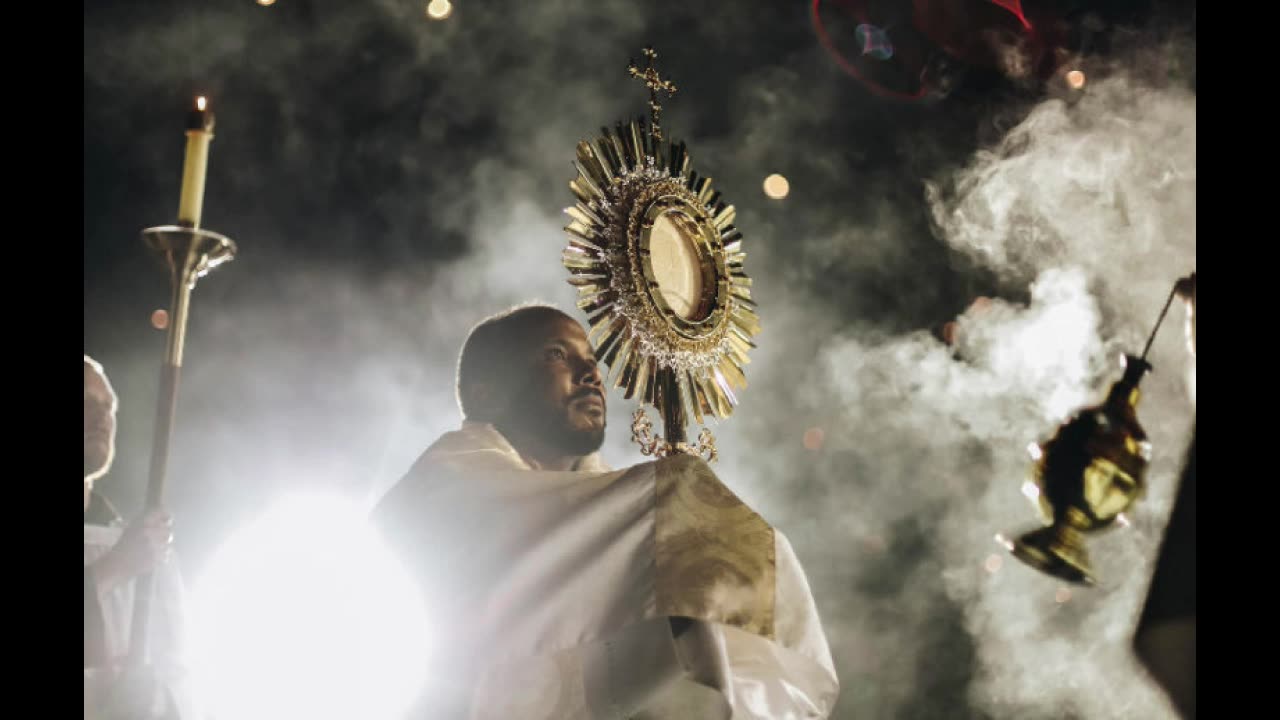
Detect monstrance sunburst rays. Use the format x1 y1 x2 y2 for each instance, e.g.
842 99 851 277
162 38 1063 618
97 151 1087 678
562 48 760 460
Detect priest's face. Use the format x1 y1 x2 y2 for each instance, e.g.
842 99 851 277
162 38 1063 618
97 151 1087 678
502 315 606 456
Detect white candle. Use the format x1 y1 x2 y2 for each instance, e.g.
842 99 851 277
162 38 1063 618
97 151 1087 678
177 96 216 228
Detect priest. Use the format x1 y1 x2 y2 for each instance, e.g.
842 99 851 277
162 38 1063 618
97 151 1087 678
372 304 839 719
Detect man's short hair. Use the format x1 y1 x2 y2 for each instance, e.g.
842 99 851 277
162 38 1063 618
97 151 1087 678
456 304 577 420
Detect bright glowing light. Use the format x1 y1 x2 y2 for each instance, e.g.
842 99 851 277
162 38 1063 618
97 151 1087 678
190 494 429 720
1026 442 1042 461
196 96 208 112
1117 513 1130 528
994 533 1014 551
426 0 452 20
1066 70 1086 90
257 0 276 6
980 271 1100 421
1021 481 1040 501
763 173 790 199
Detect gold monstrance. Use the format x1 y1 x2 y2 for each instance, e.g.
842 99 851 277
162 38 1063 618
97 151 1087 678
561 47 760 461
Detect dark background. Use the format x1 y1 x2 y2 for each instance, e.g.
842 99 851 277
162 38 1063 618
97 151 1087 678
85 1 1196 717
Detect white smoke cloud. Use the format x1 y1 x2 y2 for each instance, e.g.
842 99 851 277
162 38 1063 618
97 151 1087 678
85 4 1195 718
928 67 1194 720
926 69 1196 327
774 58 1195 719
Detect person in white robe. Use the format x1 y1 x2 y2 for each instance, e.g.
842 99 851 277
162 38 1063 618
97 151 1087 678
372 305 839 719
84 356 197 720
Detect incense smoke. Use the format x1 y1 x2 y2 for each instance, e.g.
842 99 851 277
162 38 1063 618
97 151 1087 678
84 3 1194 717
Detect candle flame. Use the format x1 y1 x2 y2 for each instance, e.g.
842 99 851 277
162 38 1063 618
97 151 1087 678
197 96 208 112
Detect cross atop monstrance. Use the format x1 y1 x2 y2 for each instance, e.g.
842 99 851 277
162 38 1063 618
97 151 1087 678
628 47 678 142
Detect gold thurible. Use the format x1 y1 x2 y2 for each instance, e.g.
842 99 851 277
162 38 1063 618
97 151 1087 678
1008 354 1152 585
1005 280 1185 585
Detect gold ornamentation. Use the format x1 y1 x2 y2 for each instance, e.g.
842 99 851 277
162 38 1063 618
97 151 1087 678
1004 356 1152 586
564 49 760 458
695 427 718 464
1003 279 1188 586
654 454 776 638
631 408 719 462
631 407 664 457
627 47 677 143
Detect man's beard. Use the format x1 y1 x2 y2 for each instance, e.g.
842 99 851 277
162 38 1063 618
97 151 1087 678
504 392 606 457
527 406 605 456
550 420 606 456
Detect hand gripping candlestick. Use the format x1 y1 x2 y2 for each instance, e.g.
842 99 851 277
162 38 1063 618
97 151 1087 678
129 96 236 675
